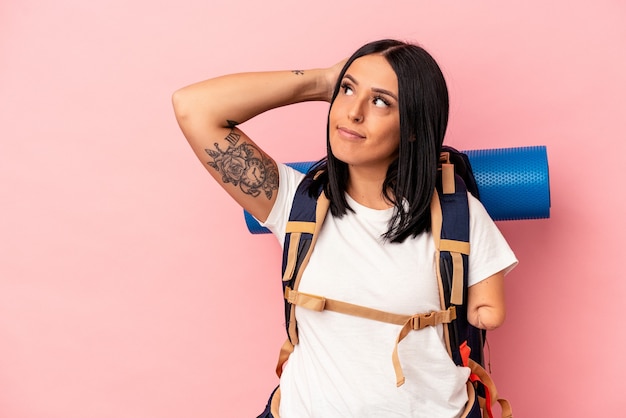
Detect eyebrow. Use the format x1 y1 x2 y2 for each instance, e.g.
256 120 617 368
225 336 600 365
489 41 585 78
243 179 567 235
344 74 398 101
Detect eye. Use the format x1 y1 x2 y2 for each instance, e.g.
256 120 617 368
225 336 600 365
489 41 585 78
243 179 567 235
373 96 390 108
340 83 354 96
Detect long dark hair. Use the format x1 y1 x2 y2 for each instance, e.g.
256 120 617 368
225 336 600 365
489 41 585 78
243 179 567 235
308 39 449 243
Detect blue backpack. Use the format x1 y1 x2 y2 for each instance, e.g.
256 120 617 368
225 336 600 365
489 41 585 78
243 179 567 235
270 146 513 418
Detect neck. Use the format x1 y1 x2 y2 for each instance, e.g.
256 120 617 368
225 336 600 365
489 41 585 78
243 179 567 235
346 166 393 210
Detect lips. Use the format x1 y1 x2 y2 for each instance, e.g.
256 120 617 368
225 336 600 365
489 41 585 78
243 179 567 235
337 126 365 139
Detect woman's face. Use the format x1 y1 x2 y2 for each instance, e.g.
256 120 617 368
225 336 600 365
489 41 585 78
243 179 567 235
329 54 400 173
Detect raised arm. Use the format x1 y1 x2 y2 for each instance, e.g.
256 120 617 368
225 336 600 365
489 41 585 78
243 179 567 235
172 66 339 222
467 270 506 330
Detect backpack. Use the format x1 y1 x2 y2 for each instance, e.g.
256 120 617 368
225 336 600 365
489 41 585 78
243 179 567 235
273 146 513 418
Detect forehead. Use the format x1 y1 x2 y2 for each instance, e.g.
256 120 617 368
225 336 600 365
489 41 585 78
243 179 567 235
345 54 398 94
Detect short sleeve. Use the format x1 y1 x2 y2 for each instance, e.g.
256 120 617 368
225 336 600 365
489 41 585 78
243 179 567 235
259 163 305 246
467 194 518 287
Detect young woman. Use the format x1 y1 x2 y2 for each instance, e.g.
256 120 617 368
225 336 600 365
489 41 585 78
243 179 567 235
173 39 517 418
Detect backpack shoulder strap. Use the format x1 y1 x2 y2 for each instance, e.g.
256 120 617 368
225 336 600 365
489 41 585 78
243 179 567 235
276 175 328 377
431 170 472 366
281 175 329 346
433 151 513 417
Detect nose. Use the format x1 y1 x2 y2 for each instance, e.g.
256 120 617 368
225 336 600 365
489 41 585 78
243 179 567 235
348 99 364 123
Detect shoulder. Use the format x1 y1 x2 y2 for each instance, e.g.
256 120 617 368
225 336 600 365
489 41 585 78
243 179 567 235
467 192 490 221
259 163 306 242
279 163 307 194
467 192 518 284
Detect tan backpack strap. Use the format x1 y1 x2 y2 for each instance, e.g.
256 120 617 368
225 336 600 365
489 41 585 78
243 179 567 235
467 358 514 418
392 307 456 386
430 191 468 306
282 231 302 281
285 287 417 324
441 163 456 194
282 221 317 281
284 192 330 345
275 338 294 378
439 151 456 194
431 190 454 358
441 240 470 305
284 286 456 387
285 221 316 234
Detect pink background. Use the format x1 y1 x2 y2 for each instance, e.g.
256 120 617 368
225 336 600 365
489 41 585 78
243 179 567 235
2 1 625 416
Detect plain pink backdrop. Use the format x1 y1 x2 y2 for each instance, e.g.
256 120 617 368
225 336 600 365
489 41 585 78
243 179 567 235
2 1 625 416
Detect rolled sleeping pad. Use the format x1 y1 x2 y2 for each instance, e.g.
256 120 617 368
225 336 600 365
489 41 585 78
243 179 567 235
244 145 550 234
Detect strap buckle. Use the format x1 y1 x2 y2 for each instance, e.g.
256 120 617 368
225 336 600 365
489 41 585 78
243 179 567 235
410 307 457 330
410 312 437 330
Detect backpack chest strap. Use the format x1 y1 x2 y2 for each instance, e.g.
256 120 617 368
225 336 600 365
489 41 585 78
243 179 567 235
284 287 456 387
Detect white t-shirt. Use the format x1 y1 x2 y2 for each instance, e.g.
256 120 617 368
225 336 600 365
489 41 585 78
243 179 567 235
262 163 518 418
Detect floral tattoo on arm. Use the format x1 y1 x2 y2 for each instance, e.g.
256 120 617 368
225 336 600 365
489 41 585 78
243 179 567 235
205 121 278 199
